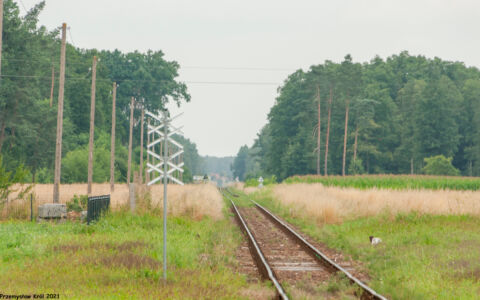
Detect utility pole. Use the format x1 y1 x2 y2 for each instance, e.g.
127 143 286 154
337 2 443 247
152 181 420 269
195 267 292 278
342 98 350 176
0 0 3 79
324 86 333 176
87 56 97 195
127 97 134 184
49 65 55 107
140 106 144 184
146 118 150 184
316 85 321 175
162 111 168 281
110 82 117 192
53 23 67 204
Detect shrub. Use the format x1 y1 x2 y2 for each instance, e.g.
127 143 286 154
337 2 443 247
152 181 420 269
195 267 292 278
67 194 88 212
422 155 460 176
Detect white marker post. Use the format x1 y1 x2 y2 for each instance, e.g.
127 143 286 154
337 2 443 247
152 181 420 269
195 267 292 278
146 110 184 281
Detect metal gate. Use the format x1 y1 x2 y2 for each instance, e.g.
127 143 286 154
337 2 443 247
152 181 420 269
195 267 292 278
87 195 110 224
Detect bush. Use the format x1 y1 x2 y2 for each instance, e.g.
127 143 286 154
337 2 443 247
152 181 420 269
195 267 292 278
348 158 365 175
67 194 88 212
0 156 32 208
422 155 460 176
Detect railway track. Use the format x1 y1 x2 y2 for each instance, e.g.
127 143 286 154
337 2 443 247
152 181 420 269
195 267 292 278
221 188 387 300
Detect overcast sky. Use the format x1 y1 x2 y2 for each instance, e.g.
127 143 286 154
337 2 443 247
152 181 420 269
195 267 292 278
16 0 480 157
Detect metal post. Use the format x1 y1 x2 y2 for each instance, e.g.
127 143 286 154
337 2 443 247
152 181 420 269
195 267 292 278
163 111 168 281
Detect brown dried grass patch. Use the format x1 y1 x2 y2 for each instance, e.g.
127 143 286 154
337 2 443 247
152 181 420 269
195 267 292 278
5 183 224 220
273 183 480 224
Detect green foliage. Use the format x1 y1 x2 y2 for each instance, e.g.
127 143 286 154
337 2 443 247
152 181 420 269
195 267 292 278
422 155 460 176
284 174 480 190
348 158 365 175
231 145 249 181
0 156 32 206
0 1 191 183
234 51 480 179
66 194 88 212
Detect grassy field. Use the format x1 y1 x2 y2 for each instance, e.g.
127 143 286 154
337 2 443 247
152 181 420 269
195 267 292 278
0 186 274 299
285 175 480 191
244 186 480 299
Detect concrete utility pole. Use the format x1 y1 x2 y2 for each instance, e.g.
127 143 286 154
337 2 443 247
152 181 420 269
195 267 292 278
53 23 67 204
110 82 117 192
139 106 144 184
87 56 97 195
127 97 134 184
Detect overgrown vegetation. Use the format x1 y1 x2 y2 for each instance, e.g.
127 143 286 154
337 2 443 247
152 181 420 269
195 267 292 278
285 174 480 190
0 156 32 208
245 187 480 299
0 209 273 298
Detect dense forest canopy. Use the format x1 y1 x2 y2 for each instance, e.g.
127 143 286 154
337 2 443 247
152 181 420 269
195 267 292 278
232 53 480 181
0 0 205 183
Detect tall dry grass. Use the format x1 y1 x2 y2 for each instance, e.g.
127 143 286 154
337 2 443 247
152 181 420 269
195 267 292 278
3 183 223 220
231 182 258 195
272 183 480 224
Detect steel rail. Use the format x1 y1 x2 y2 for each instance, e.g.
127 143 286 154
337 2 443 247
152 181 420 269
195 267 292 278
222 190 289 300
251 199 388 300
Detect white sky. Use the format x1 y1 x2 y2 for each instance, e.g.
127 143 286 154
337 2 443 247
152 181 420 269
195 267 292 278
16 0 480 156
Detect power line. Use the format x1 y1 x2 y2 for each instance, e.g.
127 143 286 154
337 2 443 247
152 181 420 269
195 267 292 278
67 27 76 48
17 0 28 13
0 74 280 86
182 66 294 72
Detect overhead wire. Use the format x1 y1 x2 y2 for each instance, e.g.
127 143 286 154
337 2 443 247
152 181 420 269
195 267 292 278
0 74 280 85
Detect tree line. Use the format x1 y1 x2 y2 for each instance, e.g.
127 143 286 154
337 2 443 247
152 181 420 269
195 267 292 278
0 1 205 183
232 52 480 181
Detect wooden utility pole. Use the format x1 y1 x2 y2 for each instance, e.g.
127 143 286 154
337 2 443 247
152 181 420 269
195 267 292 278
353 125 358 165
127 97 134 184
342 98 350 176
53 23 67 204
316 85 321 175
324 86 333 175
49 65 55 107
87 56 97 195
110 82 117 192
0 0 3 79
139 106 144 184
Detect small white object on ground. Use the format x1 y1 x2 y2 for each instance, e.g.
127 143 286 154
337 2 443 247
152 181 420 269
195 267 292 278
369 236 382 245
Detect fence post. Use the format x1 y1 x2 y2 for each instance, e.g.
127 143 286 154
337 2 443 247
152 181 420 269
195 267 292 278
129 183 135 213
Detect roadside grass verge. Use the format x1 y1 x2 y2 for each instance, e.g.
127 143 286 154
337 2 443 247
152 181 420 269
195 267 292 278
285 174 480 191
0 208 272 299
247 186 480 299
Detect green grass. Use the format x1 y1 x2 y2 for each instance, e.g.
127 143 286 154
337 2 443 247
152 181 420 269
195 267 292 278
0 206 272 299
285 174 480 190
248 187 480 300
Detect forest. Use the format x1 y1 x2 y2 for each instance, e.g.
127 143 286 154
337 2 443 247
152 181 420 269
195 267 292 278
233 53 480 181
0 0 206 183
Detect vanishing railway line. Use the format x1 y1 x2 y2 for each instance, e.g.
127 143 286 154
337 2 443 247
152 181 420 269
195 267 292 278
221 188 387 300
